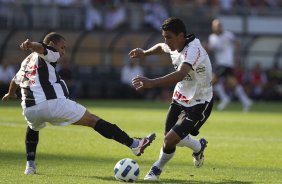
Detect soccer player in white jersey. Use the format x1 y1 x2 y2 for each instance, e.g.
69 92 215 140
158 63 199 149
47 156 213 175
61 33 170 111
2 32 156 175
208 19 252 111
128 17 213 181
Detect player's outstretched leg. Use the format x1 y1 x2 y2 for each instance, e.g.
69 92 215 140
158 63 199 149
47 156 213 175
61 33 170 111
132 133 156 156
192 138 208 167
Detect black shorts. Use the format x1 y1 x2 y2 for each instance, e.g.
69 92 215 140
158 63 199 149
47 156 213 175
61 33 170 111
165 98 213 139
214 66 234 78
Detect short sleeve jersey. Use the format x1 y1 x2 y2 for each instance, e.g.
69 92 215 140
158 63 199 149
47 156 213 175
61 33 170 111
162 38 213 107
208 31 235 67
14 43 69 108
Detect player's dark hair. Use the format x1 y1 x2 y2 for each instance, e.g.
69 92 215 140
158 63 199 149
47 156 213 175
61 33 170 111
43 32 65 45
161 17 187 36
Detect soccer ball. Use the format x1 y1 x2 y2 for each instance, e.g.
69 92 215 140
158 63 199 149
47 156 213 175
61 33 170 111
114 158 140 182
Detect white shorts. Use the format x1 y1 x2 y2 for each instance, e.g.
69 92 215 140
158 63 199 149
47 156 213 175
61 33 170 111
23 98 86 131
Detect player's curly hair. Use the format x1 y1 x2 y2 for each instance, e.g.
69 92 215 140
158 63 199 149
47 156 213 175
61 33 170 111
161 17 187 36
43 32 65 45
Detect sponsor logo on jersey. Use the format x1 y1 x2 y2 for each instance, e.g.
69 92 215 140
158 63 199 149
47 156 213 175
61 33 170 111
196 66 206 73
183 74 192 81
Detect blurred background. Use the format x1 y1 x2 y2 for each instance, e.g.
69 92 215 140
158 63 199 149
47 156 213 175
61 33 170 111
0 0 281 102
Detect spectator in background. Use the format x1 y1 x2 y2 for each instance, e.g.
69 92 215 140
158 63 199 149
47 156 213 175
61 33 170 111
207 19 252 112
0 61 15 97
266 62 282 100
84 0 103 31
104 0 127 31
219 0 234 14
120 60 144 99
234 60 247 86
0 0 28 28
58 58 81 99
54 0 82 6
249 62 267 100
143 0 169 31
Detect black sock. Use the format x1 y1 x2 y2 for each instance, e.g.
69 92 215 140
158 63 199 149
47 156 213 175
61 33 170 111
25 126 39 161
94 119 133 147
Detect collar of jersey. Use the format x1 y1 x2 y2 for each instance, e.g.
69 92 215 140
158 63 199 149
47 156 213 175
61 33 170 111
178 33 196 52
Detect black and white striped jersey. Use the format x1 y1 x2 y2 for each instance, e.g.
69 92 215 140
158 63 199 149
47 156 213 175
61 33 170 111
14 43 69 108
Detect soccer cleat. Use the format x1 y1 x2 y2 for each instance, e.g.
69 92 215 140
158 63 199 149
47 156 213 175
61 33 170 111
24 161 36 175
131 133 156 156
144 166 162 181
192 138 208 168
217 97 230 111
243 100 253 112
24 165 36 175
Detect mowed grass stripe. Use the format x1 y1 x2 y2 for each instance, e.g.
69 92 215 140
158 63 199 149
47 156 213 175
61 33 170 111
0 100 281 184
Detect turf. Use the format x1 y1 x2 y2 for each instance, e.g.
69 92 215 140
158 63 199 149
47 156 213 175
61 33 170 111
0 99 281 184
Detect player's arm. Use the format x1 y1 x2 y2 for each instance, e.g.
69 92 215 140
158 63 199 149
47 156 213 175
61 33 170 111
129 43 166 59
20 39 45 55
2 77 18 101
132 63 191 90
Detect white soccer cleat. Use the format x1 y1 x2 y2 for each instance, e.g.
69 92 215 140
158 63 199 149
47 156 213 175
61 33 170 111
243 100 253 112
144 166 162 181
217 98 230 111
24 166 36 175
131 133 156 156
193 138 208 168
24 161 36 175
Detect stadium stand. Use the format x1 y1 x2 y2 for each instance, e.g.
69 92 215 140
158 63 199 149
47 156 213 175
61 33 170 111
0 1 281 99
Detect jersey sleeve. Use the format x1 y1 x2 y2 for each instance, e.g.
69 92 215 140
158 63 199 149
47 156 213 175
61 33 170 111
37 42 60 63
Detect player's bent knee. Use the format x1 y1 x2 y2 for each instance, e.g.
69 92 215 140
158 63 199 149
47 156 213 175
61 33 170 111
164 131 181 148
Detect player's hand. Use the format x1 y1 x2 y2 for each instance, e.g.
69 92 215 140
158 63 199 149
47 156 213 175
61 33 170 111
129 48 145 59
132 75 154 91
20 39 32 51
2 93 17 101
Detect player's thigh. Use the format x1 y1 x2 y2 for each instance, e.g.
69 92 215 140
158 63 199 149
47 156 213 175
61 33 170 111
165 101 183 133
23 105 47 131
172 102 212 139
47 99 87 126
73 110 100 127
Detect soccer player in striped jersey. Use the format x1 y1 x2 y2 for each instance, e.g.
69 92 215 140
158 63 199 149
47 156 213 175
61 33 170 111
2 32 156 175
129 17 213 181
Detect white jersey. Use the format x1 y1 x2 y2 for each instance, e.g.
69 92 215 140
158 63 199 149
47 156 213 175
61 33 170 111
208 31 235 67
162 38 213 107
14 43 69 109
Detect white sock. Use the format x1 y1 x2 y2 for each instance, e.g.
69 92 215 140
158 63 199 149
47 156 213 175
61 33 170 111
153 148 175 170
26 161 36 168
130 139 139 148
177 135 201 153
214 83 229 101
234 85 250 106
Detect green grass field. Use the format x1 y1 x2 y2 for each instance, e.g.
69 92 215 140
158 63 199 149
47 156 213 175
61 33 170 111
0 99 282 184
